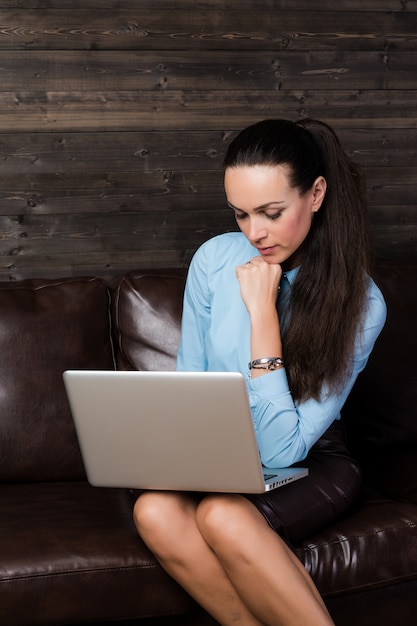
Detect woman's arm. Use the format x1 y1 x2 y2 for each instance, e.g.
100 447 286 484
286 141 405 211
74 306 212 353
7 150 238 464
235 256 284 380
248 284 387 467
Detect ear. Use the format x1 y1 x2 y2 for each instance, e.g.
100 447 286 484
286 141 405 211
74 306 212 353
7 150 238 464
311 176 327 213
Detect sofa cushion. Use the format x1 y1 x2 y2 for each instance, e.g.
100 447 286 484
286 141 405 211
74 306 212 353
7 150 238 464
0 482 193 625
112 270 186 371
0 277 115 482
343 261 417 504
295 492 417 597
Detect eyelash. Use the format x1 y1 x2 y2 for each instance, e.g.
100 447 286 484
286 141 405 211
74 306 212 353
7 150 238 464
234 211 282 221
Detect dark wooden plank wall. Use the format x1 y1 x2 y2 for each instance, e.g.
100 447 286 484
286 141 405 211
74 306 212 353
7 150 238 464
0 0 416 281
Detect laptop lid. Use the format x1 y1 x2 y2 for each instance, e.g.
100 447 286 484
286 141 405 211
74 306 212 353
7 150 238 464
63 370 308 494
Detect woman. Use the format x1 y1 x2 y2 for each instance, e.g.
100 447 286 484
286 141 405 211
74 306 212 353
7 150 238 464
133 119 386 625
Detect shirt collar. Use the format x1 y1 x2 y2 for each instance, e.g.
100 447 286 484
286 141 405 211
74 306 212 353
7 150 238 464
282 266 300 285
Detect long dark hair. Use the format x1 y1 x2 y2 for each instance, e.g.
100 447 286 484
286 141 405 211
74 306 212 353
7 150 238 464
223 119 371 402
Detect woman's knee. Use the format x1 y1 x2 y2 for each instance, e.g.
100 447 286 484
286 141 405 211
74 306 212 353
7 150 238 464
133 491 196 549
196 494 261 549
134 491 165 535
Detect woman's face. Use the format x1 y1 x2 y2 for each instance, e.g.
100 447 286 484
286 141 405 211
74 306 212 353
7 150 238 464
224 164 326 268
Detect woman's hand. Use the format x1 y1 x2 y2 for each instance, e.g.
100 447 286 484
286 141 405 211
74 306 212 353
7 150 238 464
235 256 282 315
236 257 283 377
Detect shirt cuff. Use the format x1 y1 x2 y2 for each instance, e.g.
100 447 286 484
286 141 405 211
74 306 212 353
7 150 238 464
246 366 290 401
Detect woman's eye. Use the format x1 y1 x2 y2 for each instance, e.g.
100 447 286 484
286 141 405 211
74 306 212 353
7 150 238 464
232 209 283 221
266 211 282 220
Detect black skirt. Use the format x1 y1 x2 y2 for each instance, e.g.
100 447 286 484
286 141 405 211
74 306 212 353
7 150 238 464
245 421 363 544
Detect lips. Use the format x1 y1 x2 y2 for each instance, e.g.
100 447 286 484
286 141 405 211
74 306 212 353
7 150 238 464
257 246 277 255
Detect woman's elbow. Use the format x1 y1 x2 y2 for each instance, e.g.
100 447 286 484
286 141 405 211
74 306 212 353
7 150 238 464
260 442 308 469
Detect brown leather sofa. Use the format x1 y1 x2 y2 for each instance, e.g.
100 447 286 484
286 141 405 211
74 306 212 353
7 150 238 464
0 259 416 626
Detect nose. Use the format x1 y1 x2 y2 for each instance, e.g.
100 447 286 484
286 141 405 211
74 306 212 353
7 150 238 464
248 216 268 243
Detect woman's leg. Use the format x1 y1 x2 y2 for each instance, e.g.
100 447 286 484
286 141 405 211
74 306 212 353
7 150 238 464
197 493 334 626
133 491 334 626
133 490 263 626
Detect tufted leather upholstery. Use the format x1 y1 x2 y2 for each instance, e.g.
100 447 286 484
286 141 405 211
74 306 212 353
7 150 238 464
0 277 114 482
111 269 186 372
0 262 416 625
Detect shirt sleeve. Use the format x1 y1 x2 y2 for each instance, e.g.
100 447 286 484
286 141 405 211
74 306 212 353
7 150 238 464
247 283 387 468
176 243 210 372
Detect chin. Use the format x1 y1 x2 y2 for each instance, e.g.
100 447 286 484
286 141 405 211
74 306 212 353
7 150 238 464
261 249 289 265
263 255 282 265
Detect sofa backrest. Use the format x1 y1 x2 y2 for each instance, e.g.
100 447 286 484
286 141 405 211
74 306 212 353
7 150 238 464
343 260 417 504
0 277 115 482
1 262 415 501
111 270 186 371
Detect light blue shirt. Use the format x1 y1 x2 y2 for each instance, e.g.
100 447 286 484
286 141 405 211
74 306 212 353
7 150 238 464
177 232 387 468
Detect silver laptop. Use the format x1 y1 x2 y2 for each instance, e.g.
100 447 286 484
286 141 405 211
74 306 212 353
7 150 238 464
63 370 308 494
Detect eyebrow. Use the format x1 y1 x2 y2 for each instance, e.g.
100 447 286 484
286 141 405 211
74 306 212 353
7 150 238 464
227 201 285 212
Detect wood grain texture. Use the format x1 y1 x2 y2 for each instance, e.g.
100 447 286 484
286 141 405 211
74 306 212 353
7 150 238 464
1 50 417 92
0 8 416 52
0 1 415 281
